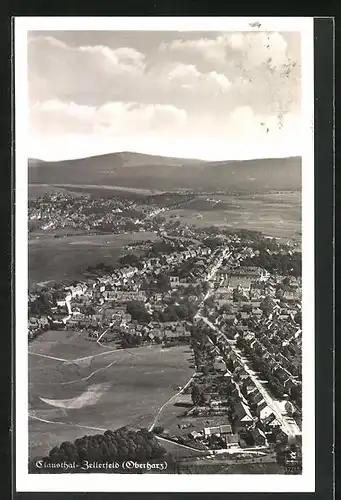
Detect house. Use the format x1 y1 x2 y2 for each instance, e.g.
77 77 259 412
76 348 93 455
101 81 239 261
246 385 257 397
257 401 274 422
284 378 297 393
250 391 263 405
189 431 202 440
267 417 281 429
244 332 255 342
252 308 263 317
284 401 296 417
240 312 249 320
29 317 39 329
275 429 289 444
204 426 221 438
236 325 248 332
283 291 295 301
233 401 254 425
225 434 239 448
262 412 276 427
39 316 50 328
214 358 227 373
170 276 180 288
203 424 232 439
219 424 233 435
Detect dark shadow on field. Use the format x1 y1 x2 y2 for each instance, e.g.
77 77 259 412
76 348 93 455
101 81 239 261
173 402 193 408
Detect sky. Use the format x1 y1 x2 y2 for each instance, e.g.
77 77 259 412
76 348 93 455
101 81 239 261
27 30 301 161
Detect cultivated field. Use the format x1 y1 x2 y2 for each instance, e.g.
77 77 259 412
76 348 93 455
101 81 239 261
28 231 159 286
28 332 194 458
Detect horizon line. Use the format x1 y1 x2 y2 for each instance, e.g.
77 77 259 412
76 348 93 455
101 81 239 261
28 150 302 164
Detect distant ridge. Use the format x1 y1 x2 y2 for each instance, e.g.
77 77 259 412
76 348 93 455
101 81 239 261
28 151 301 192
29 151 207 167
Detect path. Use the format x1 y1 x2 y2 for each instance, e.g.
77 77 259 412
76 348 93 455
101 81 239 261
155 435 209 454
156 435 269 457
29 413 107 433
28 347 122 364
28 352 68 363
148 374 196 432
96 321 114 345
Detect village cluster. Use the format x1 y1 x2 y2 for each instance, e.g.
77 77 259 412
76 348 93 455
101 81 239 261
28 192 196 235
28 193 302 471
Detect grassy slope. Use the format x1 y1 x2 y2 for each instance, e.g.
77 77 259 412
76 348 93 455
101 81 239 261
29 343 193 458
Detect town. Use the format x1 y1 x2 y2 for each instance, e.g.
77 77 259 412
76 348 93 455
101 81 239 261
28 191 302 474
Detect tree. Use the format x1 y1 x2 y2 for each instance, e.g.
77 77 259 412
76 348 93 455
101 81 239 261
119 254 140 268
260 295 275 315
126 301 150 323
202 365 210 376
233 288 243 303
205 297 215 309
191 383 203 405
153 426 164 435
157 273 171 293
294 311 302 326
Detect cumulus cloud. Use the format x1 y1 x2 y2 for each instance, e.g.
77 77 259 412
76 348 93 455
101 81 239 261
28 36 147 104
158 31 300 117
151 62 231 94
29 36 146 75
160 31 295 69
31 99 187 138
27 31 302 160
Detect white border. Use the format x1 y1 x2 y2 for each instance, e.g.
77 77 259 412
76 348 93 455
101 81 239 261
15 17 315 493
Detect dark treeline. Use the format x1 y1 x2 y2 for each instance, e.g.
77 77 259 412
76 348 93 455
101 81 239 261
242 251 301 277
29 427 168 474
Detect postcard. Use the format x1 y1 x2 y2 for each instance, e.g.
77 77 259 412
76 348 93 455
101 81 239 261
15 16 314 492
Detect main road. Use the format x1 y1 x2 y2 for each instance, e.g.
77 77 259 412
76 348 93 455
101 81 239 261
197 314 300 437
194 247 231 319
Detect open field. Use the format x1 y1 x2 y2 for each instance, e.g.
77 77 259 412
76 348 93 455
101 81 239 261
29 336 194 458
167 191 301 240
28 231 159 286
28 184 85 199
174 460 284 474
29 183 163 198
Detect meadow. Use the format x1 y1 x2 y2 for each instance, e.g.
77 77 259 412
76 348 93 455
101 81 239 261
167 191 301 240
28 231 159 286
28 333 194 459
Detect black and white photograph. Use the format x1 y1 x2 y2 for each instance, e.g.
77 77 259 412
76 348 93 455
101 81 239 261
15 17 315 493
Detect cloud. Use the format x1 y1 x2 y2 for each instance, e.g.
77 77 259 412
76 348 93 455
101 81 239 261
160 31 295 69
160 37 228 65
160 32 299 102
28 36 235 107
206 71 231 91
152 62 231 93
27 31 302 161
78 44 146 75
158 31 300 116
31 99 187 137
28 36 147 104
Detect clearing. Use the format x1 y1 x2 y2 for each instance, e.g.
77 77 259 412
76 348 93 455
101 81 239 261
28 231 159 286
28 335 194 459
